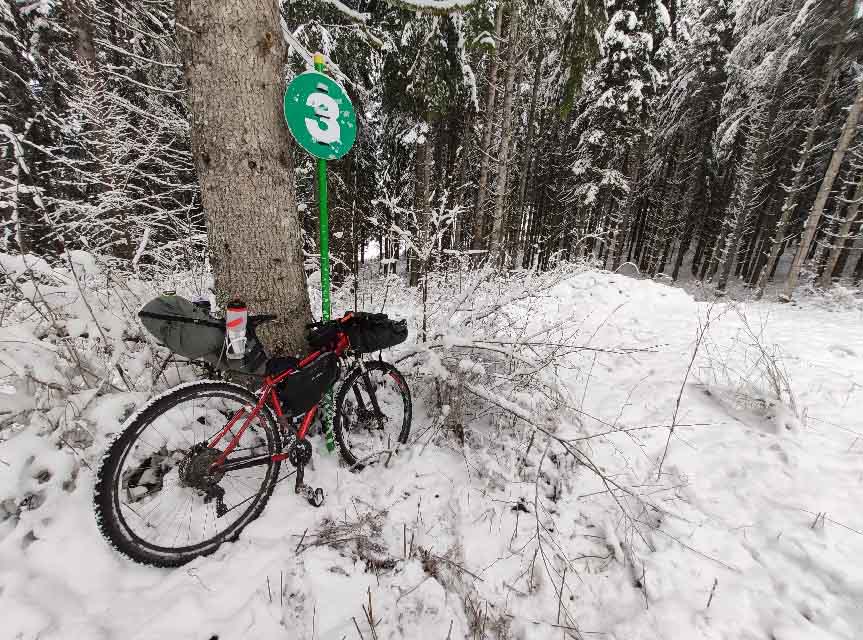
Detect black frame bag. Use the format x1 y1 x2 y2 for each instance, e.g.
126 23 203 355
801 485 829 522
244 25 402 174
268 352 339 416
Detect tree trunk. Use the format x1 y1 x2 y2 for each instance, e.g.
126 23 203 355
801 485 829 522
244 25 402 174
68 0 96 65
744 209 772 284
471 4 505 251
815 169 852 276
832 216 862 276
351 166 359 310
610 134 647 271
671 219 694 281
691 229 706 278
668 157 698 281
698 236 716 280
820 171 863 286
489 6 521 267
854 248 863 283
633 200 650 269
502 97 523 256
410 115 433 287
511 49 543 269
782 79 863 301
176 0 312 355
755 48 839 297
453 109 474 251
716 65 786 293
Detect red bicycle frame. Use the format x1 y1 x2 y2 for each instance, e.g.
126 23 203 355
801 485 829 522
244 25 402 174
208 327 352 473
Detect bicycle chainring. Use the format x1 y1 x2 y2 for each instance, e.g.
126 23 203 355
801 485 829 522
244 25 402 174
287 439 313 468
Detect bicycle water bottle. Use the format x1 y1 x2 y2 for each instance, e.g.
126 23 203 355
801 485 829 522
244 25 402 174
225 300 247 360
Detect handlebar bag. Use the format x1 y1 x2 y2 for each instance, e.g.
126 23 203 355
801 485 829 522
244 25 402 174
344 313 408 353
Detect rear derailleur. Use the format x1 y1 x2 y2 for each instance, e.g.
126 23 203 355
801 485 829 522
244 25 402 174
203 485 228 517
178 443 228 517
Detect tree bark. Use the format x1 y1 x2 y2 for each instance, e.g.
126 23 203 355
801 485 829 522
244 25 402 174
782 79 863 301
742 195 773 283
854 247 863 283
489 5 521 267
820 171 863 286
716 64 786 293
511 48 543 269
176 0 312 355
410 115 433 286
609 133 647 271
671 218 694 281
754 48 839 297
67 0 96 65
471 4 505 250
452 109 474 251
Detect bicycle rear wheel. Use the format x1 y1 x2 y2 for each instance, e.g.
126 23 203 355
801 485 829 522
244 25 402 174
334 361 412 469
94 381 281 567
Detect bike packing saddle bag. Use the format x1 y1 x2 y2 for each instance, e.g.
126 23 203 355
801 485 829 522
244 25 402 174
139 295 266 374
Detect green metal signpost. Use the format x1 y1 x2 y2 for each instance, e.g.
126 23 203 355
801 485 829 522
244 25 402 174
284 53 356 452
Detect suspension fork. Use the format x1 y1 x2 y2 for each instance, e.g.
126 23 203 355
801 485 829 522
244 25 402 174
353 358 384 418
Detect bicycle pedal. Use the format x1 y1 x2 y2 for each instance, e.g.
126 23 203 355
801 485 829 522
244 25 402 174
296 484 325 507
309 487 324 507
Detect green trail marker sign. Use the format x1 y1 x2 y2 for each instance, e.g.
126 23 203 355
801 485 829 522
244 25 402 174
284 69 356 160
284 53 356 452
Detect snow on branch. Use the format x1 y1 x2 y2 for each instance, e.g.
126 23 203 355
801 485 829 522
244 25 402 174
383 0 478 15
318 0 370 23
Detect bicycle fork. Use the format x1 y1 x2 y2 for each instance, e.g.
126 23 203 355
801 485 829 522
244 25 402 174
353 359 386 424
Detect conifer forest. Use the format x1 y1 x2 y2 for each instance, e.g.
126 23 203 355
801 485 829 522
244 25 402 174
3 0 862 300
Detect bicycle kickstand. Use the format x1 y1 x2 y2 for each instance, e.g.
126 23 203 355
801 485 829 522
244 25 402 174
294 463 325 507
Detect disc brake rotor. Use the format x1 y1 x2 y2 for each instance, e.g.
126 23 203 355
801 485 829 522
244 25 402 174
357 408 388 430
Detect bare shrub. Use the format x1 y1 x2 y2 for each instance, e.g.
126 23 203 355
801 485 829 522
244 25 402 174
301 505 398 572
698 307 802 432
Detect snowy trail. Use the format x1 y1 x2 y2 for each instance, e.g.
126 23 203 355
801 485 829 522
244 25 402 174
3 271 863 639
556 275 863 639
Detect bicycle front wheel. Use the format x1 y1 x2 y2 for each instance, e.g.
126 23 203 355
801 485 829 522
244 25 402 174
334 361 412 469
94 381 282 567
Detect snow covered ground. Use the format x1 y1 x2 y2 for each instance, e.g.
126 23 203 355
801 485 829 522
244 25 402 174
2 258 863 640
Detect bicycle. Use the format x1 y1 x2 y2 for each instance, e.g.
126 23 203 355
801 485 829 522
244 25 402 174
94 311 412 567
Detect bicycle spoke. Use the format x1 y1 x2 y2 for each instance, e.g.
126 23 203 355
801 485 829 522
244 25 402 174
113 389 275 552
339 365 409 465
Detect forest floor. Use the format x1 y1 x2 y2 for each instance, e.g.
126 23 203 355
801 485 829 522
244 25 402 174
2 258 863 640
